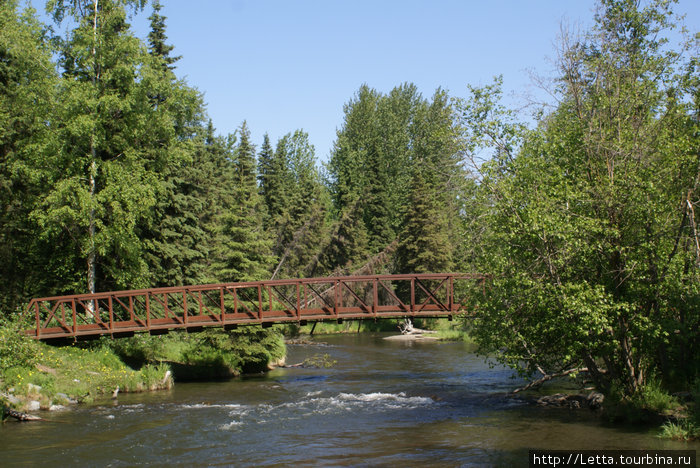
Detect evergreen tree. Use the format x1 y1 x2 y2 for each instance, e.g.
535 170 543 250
395 168 453 274
329 83 461 273
140 0 209 287
212 122 273 282
263 134 293 247
320 194 369 273
257 133 275 225
147 0 180 71
270 130 330 278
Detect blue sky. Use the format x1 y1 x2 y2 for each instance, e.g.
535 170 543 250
43 1 700 162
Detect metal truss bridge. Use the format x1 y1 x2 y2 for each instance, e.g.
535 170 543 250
22 273 485 341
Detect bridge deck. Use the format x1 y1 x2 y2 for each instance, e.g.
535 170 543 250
22 273 484 340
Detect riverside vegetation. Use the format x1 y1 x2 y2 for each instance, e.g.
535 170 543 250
0 317 285 417
1 0 698 440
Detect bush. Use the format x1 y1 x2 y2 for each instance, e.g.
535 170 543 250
0 316 39 370
98 334 186 368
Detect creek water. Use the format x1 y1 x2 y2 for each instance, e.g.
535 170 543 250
2 333 697 467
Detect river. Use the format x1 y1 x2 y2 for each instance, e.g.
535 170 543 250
2 333 697 466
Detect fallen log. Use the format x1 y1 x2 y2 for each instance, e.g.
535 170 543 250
4 407 43 421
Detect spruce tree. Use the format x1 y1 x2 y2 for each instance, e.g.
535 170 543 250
395 168 453 274
212 122 273 282
257 133 275 226
269 130 330 278
140 0 209 287
321 194 369 273
328 83 461 273
147 0 181 71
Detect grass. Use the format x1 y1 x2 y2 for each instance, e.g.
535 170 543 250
659 419 699 441
1 341 173 411
604 379 687 431
1 316 286 411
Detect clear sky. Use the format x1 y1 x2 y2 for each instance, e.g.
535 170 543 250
44 0 700 162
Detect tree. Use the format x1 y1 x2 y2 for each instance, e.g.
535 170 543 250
320 194 370 273
34 0 168 295
395 169 453 274
269 130 330 278
211 122 273 282
258 132 293 238
0 1 58 312
460 0 699 395
329 84 464 274
147 0 180 72
139 0 210 287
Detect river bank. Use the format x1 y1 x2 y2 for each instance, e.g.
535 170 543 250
0 324 285 417
2 334 698 466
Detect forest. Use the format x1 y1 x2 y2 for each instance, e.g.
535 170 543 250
1 0 698 406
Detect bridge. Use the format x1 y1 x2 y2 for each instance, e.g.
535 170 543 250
22 273 485 341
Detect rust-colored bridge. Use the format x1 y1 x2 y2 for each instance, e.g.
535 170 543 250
22 273 485 341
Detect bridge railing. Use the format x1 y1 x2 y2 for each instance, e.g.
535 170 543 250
22 273 486 340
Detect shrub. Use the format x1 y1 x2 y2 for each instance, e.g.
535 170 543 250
0 316 39 370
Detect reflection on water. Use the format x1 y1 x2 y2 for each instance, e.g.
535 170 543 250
2 333 698 467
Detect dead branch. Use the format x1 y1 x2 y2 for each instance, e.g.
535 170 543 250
511 367 588 394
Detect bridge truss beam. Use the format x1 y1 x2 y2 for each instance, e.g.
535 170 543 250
22 273 485 341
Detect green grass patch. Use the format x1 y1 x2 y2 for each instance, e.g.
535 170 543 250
605 380 683 424
1 342 173 410
659 419 699 441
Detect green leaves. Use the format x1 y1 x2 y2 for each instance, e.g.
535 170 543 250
464 0 699 395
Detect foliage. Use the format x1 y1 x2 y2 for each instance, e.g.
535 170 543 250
659 420 699 441
147 0 180 71
268 130 331 278
211 122 274 282
1 0 698 421
0 341 172 409
459 0 699 398
605 380 682 424
102 326 286 376
327 84 465 275
182 327 285 374
101 332 188 366
0 318 39 370
0 0 58 311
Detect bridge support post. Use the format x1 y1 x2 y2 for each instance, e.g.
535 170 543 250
71 299 77 336
219 287 225 325
35 302 41 339
410 277 415 314
372 279 378 317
